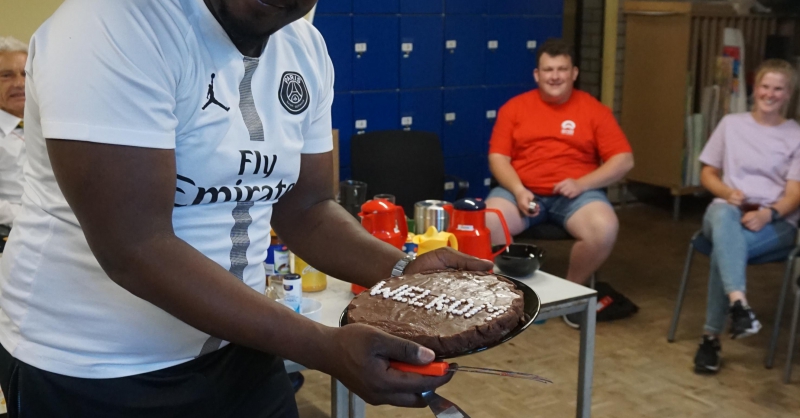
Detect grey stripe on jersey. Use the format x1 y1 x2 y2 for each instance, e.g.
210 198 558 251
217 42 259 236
239 57 265 141
198 57 264 357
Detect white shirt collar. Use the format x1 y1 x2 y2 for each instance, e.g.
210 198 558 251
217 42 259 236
0 109 21 137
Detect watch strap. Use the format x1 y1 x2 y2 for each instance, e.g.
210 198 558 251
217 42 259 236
770 207 780 222
391 255 415 277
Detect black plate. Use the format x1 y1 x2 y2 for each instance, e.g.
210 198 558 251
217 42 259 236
338 274 541 359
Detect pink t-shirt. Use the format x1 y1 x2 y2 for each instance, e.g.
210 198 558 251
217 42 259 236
699 112 800 226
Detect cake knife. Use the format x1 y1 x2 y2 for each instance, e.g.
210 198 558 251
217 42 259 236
390 361 552 384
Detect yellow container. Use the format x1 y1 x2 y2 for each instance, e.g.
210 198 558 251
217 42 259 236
412 226 458 255
293 255 327 292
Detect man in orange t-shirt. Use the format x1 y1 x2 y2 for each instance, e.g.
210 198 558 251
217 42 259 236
487 39 634 322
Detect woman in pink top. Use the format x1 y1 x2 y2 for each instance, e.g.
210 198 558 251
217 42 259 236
694 60 800 374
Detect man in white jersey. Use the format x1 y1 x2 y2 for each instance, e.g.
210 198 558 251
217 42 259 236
0 0 491 416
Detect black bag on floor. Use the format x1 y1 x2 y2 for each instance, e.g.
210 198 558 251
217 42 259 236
594 281 639 322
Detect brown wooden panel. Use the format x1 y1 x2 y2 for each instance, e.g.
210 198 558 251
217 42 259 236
621 14 691 189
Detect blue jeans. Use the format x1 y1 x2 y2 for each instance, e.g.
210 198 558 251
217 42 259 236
702 203 797 334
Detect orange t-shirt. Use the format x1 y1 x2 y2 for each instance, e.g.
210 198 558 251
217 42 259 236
489 89 632 196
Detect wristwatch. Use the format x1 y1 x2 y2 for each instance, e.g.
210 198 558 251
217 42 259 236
769 207 780 222
391 255 416 277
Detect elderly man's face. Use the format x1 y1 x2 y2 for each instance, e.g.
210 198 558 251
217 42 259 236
0 51 26 118
205 0 317 45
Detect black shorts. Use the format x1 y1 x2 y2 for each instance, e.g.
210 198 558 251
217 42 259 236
0 343 299 418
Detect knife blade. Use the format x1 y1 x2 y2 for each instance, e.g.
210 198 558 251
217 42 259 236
422 390 471 418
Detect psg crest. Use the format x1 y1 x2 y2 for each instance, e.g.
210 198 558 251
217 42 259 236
278 71 310 115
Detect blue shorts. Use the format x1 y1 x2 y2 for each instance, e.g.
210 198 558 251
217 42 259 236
486 187 611 229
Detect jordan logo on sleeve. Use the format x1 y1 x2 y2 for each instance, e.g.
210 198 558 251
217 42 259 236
202 73 230 111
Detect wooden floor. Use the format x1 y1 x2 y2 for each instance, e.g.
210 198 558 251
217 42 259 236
296 199 800 417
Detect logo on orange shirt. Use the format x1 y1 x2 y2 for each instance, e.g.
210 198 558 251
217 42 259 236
561 120 576 136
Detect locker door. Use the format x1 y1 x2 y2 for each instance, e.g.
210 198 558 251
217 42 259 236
400 0 443 14
332 92 354 168
444 0 486 14
400 16 444 89
314 16 353 92
400 89 443 139
442 87 485 158
443 16 485 87
353 16 399 91
352 91 400 136
487 0 527 16
353 0 398 14
463 155 491 198
486 17 534 86
484 85 528 154
529 16 564 44
529 0 564 16
315 0 351 14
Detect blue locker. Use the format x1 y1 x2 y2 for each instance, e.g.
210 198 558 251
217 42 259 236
529 16 564 48
353 0 398 14
530 0 564 16
486 17 536 86
464 155 491 198
352 91 400 136
444 156 489 199
443 16 485 87
444 0 486 14
487 0 527 16
400 16 444 89
340 166 352 182
484 85 529 154
314 16 353 93
401 0 443 14
353 16 400 91
315 0 351 14
400 89 443 139
333 92 354 167
442 87 485 158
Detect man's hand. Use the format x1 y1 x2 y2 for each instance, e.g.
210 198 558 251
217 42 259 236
727 189 745 207
513 189 537 217
553 178 586 199
741 208 771 232
327 324 453 407
404 247 494 275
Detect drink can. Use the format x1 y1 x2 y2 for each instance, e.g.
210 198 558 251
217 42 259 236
282 274 302 313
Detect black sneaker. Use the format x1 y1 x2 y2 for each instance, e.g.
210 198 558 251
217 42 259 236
694 335 721 374
562 313 581 329
289 372 305 393
729 300 762 339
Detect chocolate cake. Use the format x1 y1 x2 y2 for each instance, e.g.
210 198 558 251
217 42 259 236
346 270 525 357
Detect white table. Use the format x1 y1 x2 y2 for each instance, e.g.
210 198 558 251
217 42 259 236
290 270 597 418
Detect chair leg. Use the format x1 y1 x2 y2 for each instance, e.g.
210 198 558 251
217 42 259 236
667 242 697 342
766 251 798 369
589 273 596 289
784 288 800 383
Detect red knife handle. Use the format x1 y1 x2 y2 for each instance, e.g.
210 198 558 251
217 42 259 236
390 361 449 376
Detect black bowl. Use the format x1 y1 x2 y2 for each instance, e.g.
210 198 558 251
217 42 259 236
492 243 545 277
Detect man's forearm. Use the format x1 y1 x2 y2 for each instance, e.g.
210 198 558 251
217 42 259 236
576 153 634 190
489 154 526 194
701 167 734 200
274 200 406 288
98 234 339 373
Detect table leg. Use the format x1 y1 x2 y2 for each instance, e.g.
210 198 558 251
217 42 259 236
349 392 366 418
577 296 596 418
331 377 349 418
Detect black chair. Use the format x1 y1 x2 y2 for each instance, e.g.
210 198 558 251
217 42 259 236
666 230 799 372
350 130 468 215
785 275 800 383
